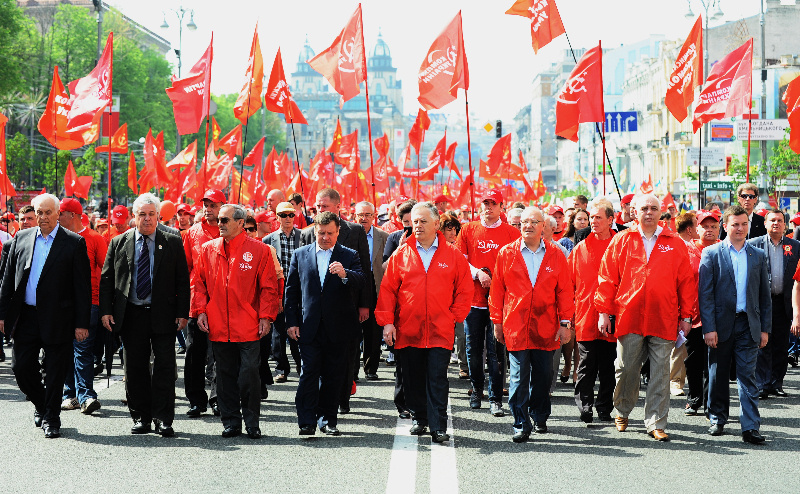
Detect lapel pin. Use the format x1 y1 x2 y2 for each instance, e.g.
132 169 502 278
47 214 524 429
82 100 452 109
158 245 163 250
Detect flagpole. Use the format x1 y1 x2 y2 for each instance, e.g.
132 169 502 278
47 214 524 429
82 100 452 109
746 83 753 182
358 6 378 212
107 103 113 209
464 90 476 220
288 119 309 218
698 126 702 205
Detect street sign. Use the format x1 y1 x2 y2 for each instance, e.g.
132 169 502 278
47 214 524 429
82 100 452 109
686 147 725 169
779 197 791 210
710 123 734 142
483 122 494 133
603 111 638 132
735 119 790 141
591 177 599 186
699 180 733 192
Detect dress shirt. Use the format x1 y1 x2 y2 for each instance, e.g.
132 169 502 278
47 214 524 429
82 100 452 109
520 239 546 287
766 237 784 295
130 230 156 305
724 239 749 313
748 212 753 235
365 226 374 271
279 229 295 274
416 236 439 272
315 243 347 287
25 223 60 306
637 224 664 262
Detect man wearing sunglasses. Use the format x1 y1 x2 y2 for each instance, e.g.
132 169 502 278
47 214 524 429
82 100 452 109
721 183 766 240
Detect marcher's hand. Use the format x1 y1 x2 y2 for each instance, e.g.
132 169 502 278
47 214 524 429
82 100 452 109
760 332 769 349
329 261 347 278
598 313 610 335
258 318 272 338
704 331 718 349
358 307 369 323
679 320 691 336
75 328 88 342
556 324 571 344
493 323 504 345
476 269 491 288
288 326 300 341
792 316 800 336
197 313 209 333
101 315 114 332
176 318 188 331
383 324 397 346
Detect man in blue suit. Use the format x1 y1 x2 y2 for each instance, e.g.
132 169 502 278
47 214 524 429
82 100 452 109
699 205 771 444
285 211 364 436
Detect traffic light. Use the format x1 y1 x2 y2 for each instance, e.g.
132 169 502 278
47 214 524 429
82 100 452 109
496 120 502 138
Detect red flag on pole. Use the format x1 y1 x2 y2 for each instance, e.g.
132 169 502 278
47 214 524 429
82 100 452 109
307 4 366 104
445 142 461 180
95 122 128 153
640 173 654 194
38 66 95 149
64 160 78 196
0 112 15 197
66 33 113 134
408 109 430 154
692 38 754 133
418 11 469 111
555 43 604 142
127 152 138 194
505 0 566 54
665 16 703 122
165 36 214 135
265 48 308 124
244 137 266 203
233 25 264 124
334 131 360 171
485 133 512 175
783 75 800 154
533 170 547 199
211 116 221 144
327 119 343 154
219 125 243 156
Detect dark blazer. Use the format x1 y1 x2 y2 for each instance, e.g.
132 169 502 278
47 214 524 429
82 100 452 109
0 241 12 291
748 234 800 319
369 226 389 296
720 212 767 240
263 227 302 262
284 242 364 344
574 223 627 244
0 225 91 344
699 241 772 343
158 223 180 237
301 219 372 307
99 227 190 334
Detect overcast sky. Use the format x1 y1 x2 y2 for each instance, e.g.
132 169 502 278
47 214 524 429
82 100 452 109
108 0 775 123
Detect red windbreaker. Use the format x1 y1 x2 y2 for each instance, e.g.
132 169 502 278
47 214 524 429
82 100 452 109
183 218 220 317
375 232 473 350
594 228 696 341
191 233 281 342
567 232 616 343
489 238 575 352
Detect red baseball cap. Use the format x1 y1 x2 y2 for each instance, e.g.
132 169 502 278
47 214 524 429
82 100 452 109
696 210 721 224
1 212 15 221
791 212 800 226
95 218 108 226
547 205 564 215
111 205 129 225
60 197 83 215
460 205 470 212
480 189 503 204
433 194 450 204
621 193 635 205
756 208 769 217
203 189 227 203
176 203 192 215
255 211 270 223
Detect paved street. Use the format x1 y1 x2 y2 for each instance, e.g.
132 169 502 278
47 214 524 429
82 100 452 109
1 348 798 493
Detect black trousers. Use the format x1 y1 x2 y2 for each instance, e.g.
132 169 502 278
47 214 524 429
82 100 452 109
396 347 450 431
257 334 275 388
757 296 790 391
183 318 216 408
270 312 301 376
392 344 407 413
684 325 709 412
121 304 176 425
574 340 616 415
11 305 72 428
338 335 359 409
361 284 382 375
295 327 348 428
213 340 261 430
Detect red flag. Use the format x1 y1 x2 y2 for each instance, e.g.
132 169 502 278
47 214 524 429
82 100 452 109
38 66 95 149
219 125 243 156
265 49 308 125
166 140 197 171
95 122 128 154
486 133 512 175
0 112 15 197
143 129 172 188
665 16 703 122
127 152 138 194
372 133 393 188
66 33 113 134
178 163 197 199
692 38 754 132
245 137 266 202
555 43 604 142
328 119 343 154
783 75 800 154
427 133 447 171
445 142 461 180
73 176 92 200
207 153 234 190
234 25 264 124
418 11 470 111
408 109 430 154
640 173 654 194
307 4 366 104
478 159 503 185
456 170 475 206
533 170 547 199
64 160 78 196
661 192 677 212
166 35 213 135
211 116 221 143
505 0 566 54
334 130 360 171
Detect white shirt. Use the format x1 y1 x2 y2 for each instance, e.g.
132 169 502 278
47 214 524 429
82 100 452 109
637 224 664 262
520 239 546 287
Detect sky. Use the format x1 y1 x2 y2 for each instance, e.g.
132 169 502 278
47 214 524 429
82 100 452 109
108 0 774 123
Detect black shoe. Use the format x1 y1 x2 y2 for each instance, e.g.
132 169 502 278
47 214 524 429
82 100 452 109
597 412 613 422
512 431 530 443
534 422 548 434
246 427 262 439
43 425 60 439
299 425 316 436
211 403 220 416
708 424 724 436
186 405 206 417
759 390 771 400
789 354 798 368
261 387 269 400
0 349 4 362
409 423 428 435
742 429 765 444
469 395 481 409
365 373 379 381
431 430 450 443
580 410 593 424
154 420 175 437
560 374 569 384
398 410 411 419
339 405 350 414
773 388 788 397
221 427 242 438
320 425 341 436
33 411 43 428
131 420 152 434
353 376 360 383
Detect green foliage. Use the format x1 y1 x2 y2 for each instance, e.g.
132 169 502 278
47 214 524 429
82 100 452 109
5 132 34 186
0 0 27 96
558 184 591 199
727 132 800 202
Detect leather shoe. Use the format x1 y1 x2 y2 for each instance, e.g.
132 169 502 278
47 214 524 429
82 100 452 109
221 427 242 438
186 405 206 417
33 411 43 428
580 410 593 424
260 387 269 400
131 420 152 434
648 429 669 441
773 387 788 397
512 431 530 443
759 390 771 399
469 395 481 409
339 405 350 414
614 416 628 432
154 420 175 437
299 425 315 436
534 422 548 434
431 430 450 443
211 402 220 416
320 425 341 436
365 373 379 381
398 410 411 419
246 427 262 439
708 424 724 436
43 425 60 439
597 412 613 422
275 374 287 383
409 423 428 435
742 429 765 444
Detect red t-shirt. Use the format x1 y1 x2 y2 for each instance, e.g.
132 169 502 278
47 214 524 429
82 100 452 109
79 228 108 305
454 221 521 307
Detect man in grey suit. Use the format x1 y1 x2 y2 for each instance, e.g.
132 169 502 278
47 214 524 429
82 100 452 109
354 201 389 381
699 204 771 444
263 201 303 382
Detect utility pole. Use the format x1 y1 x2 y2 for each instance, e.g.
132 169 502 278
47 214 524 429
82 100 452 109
760 0 768 170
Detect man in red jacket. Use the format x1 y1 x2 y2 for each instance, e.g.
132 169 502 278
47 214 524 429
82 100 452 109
192 204 280 439
377 202 473 443
490 207 574 443
595 194 696 442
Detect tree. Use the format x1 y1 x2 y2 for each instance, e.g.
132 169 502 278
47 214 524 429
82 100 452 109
0 0 27 96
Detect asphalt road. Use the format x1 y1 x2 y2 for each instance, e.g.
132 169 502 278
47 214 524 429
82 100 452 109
1 346 798 493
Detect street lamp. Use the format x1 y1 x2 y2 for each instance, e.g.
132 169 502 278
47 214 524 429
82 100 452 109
161 5 197 153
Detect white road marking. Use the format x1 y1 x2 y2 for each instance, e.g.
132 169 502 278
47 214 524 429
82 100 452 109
386 416 418 494
430 398 458 494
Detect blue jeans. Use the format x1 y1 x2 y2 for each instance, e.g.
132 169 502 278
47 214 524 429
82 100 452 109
464 307 504 402
789 332 800 356
508 349 554 433
63 305 99 404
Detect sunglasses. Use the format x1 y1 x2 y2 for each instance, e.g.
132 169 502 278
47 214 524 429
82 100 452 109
277 213 296 218
739 194 757 200
245 227 257 233
218 217 236 224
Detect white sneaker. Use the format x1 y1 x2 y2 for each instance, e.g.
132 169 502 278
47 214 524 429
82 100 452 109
61 397 79 410
670 387 685 396
81 398 101 414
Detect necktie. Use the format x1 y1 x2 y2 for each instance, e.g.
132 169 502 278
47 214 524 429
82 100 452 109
136 237 151 300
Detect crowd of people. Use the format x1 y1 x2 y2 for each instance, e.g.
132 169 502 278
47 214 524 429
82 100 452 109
0 182 798 445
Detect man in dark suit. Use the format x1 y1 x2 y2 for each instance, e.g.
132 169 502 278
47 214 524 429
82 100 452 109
100 193 190 437
720 183 767 240
699 204 771 444
748 208 799 398
285 211 364 436
0 194 91 438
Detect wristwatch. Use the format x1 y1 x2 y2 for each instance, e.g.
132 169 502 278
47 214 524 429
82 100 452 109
681 317 692 323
